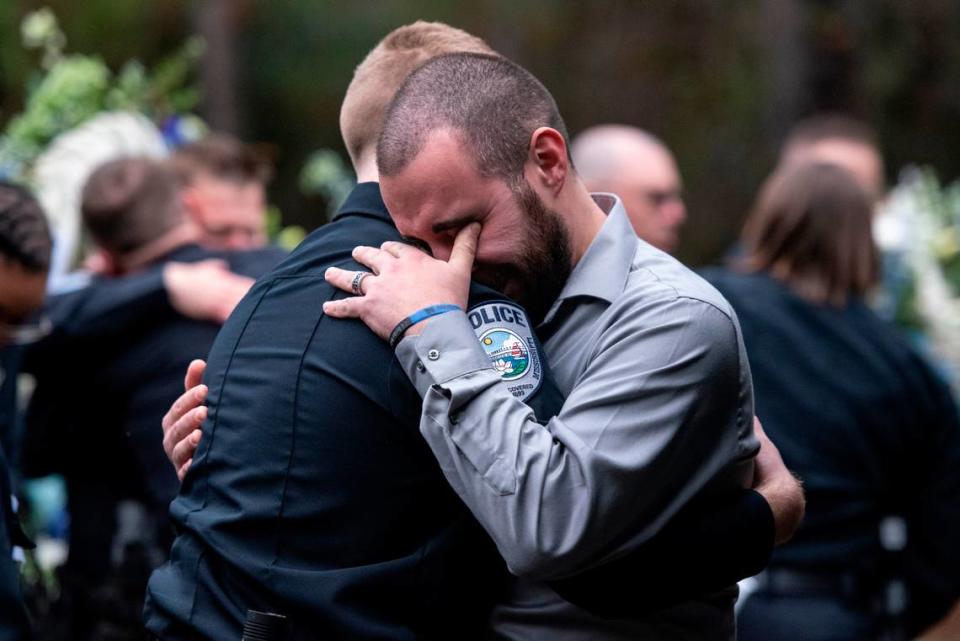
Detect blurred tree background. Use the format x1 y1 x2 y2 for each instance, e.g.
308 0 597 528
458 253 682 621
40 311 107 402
2 0 959 265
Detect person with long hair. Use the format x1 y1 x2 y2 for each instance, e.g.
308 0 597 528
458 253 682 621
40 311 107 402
703 163 960 641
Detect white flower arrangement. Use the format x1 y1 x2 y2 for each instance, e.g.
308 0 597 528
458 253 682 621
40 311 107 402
875 167 960 393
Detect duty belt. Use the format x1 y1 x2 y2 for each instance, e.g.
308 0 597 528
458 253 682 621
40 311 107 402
755 568 873 602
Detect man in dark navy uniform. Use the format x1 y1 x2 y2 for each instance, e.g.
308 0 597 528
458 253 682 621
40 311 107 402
146 179 541 640
22 158 284 641
146 22 802 641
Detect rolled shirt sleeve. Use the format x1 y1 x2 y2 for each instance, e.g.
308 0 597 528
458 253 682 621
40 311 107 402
395 294 755 581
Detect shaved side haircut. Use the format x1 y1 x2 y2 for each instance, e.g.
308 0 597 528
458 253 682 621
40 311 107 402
377 52 571 184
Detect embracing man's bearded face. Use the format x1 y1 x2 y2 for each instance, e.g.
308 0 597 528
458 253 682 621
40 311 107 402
481 180 572 325
381 128 572 324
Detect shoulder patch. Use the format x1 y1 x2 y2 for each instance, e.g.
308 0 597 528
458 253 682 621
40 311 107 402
467 300 543 402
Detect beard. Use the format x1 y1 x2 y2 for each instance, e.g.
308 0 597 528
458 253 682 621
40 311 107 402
474 180 573 326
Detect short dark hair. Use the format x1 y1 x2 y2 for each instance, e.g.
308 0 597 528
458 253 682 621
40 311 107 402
170 133 272 186
377 52 571 183
741 163 878 306
0 182 52 273
781 113 878 157
81 157 183 255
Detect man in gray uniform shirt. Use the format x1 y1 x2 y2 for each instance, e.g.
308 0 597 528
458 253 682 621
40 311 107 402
323 53 800 639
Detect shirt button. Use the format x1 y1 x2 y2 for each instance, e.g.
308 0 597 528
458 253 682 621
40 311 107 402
450 413 461 425
415 360 425 373
427 349 441 361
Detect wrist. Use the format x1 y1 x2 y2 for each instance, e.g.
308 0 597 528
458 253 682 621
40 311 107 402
758 474 806 546
389 304 461 349
404 317 432 338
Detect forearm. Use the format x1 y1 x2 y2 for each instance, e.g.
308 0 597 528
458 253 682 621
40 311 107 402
417 381 598 578
397 309 750 580
46 269 170 340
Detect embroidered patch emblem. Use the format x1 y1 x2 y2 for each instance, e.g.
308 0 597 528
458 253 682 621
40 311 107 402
468 301 543 402
480 329 530 380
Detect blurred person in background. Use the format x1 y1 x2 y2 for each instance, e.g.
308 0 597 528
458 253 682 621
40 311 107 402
571 124 687 252
702 163 960 641
778 114 885 205
0 182 51 641
169 133 272 251
21 157 284 641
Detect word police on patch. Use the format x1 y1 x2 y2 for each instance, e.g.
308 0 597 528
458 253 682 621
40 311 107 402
467 301 543 402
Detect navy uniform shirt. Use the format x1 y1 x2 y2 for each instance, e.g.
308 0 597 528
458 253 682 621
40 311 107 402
0 350 30 640
144 183 560 641
145 184 776 641
704 268 960 634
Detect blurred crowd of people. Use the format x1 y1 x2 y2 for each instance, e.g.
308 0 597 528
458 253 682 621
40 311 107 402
0 19 957 641
2 135 287 640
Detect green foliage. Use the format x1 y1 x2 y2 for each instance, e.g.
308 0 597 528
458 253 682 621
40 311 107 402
265 205 307 251
146 36 205 115
299 148 355 216
0 9 201 182
20 6 66 69
0 55 110 175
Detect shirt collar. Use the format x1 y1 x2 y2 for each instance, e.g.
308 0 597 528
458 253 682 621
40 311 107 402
548 193 637 311
333 182 392 223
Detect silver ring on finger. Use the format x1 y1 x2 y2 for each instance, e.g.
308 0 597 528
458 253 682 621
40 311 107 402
351 270 373 296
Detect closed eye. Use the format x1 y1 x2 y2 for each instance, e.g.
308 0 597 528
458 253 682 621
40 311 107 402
431 214 480 235
401 236 433 256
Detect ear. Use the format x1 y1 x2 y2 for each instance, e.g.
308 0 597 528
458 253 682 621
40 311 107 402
526 127 569 195
180 188 202 220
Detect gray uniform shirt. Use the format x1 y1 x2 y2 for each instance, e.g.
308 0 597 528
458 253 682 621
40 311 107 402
396 194 758 640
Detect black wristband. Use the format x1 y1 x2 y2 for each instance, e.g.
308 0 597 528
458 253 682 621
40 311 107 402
388 304 460 349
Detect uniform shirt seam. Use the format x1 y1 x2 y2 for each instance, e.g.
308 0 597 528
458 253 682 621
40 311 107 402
195 277 278 516
268 283 337 570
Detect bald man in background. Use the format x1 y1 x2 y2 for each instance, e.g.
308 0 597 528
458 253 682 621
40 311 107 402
571 125 687 252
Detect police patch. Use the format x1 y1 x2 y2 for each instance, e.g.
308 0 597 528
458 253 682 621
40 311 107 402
468 301 543 402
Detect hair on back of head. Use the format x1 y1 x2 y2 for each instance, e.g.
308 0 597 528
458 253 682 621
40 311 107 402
170 133 272 186
740 162 878 306
81 157 184 255
782 113 878 156
340 21 496 167
377 52 570 184
0 182 52 273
